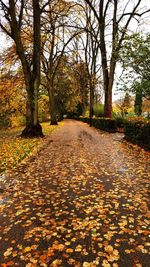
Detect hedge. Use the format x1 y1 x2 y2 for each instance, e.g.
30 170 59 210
115 117 127 129
124 120 150 150
77 117 116 132
92 118 116 132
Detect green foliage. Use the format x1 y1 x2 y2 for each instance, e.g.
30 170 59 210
118 33 150 113
124 119 150 150
93 103 104 117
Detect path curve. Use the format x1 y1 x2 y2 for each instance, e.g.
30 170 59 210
0 119 149 267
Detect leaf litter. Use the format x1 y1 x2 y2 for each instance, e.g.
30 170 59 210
0 120 149 266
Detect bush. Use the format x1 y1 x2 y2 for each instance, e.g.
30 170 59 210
77 117 116 132
124 119 150 150
115 117 127 128
77 117 90 123
92 118 116 132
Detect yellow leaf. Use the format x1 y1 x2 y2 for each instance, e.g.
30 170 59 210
83 262 93 267
104 245 113 254
102 260 111 267
4 247 13 257
16 210 24 216
75 245 82 252
24 246 31 253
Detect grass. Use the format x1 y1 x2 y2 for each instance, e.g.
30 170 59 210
0 122 61 173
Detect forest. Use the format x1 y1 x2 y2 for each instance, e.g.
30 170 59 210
0 0 150 137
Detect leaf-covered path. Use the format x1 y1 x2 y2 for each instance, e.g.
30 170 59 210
0 120 150 267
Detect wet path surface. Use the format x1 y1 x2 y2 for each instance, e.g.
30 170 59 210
0 120 149 267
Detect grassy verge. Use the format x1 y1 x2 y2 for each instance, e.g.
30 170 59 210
0 122 61 173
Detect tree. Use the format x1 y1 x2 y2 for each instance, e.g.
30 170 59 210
84 1 100 125
54 56 82 118
0 0 43 137
134 85 143 116
119 33 150 115
72 60 89 116
41 0 82 124
69 1 101 124
114 93 133 117
122 92 132 116
82 0 150 118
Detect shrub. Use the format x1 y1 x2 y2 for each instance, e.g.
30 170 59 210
77 117 90 123
92 118 116 132
77 117 116 132
115 117 127 128
124 119 150 150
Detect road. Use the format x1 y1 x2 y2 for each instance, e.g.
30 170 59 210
0 119 149 267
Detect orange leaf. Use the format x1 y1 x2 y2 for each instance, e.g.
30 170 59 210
66 248 73 253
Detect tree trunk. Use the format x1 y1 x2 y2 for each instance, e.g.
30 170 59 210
104 84 112 118
100 21 112 118
82 101 87 117
21 0 43 137
104 62 116 118
20 74 43 137
102 62 110 117
21 82 43 137
89 83 94 127
47 83 58 125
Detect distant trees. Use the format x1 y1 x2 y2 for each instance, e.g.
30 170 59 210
45 55 89 119
41 0 68 124
41 0 83 124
